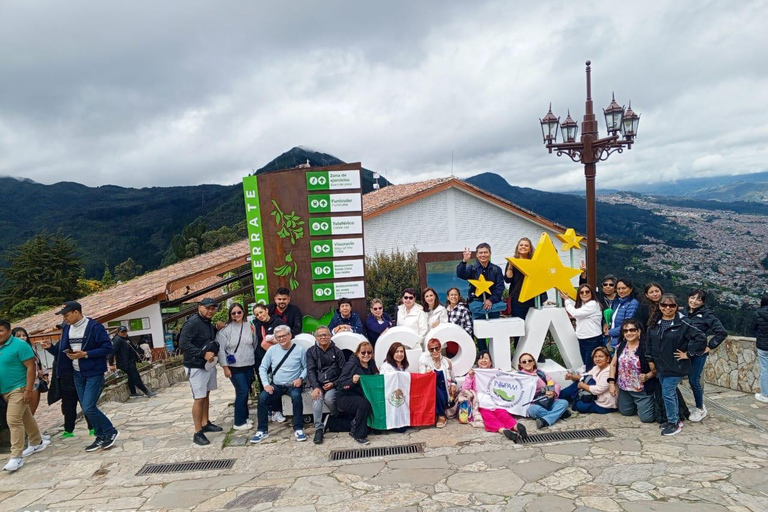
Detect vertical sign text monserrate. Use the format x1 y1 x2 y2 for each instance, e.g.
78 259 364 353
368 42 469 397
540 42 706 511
243 176 270 304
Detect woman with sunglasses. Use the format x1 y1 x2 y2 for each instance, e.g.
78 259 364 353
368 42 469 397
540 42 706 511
606 278 640 350
682 289 727 422
337 341 379 445
216 303 256 430
560 284 604 371
608 319 656 423
396 288 428 338
647 294 706 436
462 351 528 441
517 352 570 429
365 298 392 345
419 338 457 428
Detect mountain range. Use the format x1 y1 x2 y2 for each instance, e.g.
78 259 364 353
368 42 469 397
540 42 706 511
602 170 768 202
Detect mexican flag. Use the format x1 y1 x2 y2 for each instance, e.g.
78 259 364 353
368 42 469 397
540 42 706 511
359 372 436 429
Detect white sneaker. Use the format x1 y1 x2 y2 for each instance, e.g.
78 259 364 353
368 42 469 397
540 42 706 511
272 411 286 423
41 434 51 442
755 393 768 403
22 442 47 458
698 405 708 420
233 422 253 431
3 458 24 471
689 407 703 422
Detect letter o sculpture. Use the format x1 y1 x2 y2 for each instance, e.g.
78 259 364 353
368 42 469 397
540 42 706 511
424 323 477 377
374 326 424 373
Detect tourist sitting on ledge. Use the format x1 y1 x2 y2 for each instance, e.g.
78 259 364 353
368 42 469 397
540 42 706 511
396 288 428 338
337 341 378 445
419 338 457 429
517 352 570 429
461 351 528 442
379 342 409 373
562 346 617 414
328 298 364 335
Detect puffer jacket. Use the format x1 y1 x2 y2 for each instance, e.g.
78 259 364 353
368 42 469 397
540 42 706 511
609 296 640 347
752 306 768 351
179 313 219 369
683 305 727 350
646 314 707 377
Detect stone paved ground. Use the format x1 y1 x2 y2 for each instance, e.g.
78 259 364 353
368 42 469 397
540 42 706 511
2 370 768 512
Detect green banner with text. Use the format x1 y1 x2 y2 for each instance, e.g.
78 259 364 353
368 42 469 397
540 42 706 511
243 176 270 305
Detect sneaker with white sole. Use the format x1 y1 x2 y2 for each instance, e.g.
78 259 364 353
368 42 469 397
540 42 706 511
661 422 683 436
233 422 253 431
295 430 307 442
755 393 768 403
101 430 120 450
689 407 703 422
272 411 286 423
3 458 24 471
250 431 269 444
697 406 708 420
22 442 47 458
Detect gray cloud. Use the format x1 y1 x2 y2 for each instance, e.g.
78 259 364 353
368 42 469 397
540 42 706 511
1 0 766 191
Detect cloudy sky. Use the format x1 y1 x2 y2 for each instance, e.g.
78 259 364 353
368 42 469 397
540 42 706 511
1 0 766 192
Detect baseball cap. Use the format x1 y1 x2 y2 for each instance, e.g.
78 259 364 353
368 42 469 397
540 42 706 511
200 298 218 308
116 326 128 333
55 301 82 315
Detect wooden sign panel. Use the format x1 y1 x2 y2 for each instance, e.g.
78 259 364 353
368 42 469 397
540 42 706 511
244 163 367 320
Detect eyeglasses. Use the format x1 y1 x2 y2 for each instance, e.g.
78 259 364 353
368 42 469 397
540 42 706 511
275 334 291 340
231 311 243 316
403 296 414 300
428 346 441 352
579 290 591 295
316 334 331 338
602 282 615 287
622 328 639 333
372 307 382 310
520 359 534 364
359 351 373 355
659 303 677 308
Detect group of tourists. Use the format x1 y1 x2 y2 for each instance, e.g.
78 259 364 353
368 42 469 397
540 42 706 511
4 240 768 472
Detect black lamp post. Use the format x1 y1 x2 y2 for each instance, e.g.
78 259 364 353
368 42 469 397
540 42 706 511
540 60 640 290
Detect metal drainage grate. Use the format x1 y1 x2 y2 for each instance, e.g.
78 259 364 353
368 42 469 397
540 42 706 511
518 428 612 445
330 443 424 461
136 459 236 475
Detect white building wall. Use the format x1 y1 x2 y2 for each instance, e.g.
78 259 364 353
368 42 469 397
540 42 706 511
364 187 586 273
104 302 166 348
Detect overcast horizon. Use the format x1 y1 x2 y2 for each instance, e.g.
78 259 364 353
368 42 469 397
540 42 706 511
1 1 766 192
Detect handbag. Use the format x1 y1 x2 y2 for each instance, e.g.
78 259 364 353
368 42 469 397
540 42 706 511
225 324 245 365
318 366 340 385
577 375 596 403
268 344 296 385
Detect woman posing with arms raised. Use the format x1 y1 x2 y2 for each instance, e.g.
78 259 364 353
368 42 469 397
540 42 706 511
419 338 457 428
682 289 727 421
462 351 528 441
337 341 378 445
560 284 603 371
606 278 640 350
646 293 706 436
608 318 657 423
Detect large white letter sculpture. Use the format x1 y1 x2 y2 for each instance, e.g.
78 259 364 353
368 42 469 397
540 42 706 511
331 332 368 355
515 306 583 387
474 317 525 371
424 323 477 377
293 333 316 352
374 326 424 372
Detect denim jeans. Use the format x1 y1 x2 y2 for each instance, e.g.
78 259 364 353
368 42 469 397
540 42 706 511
758 349 768 396
688 353 708 408
257 384 303 432
312 388 338 430
229 367 255 427
73 372 116 439
572 400 616 414
579 335 604 371
469 300 506 352
617 388 655 422
527 398 569 426
658 374 683 424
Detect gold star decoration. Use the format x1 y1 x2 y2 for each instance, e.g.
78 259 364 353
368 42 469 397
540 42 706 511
468 273 494 296
555 228 584 251
506 232 583 302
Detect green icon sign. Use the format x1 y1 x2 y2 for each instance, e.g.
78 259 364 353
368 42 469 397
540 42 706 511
306 171 329 191
311 262 334 279
312 283 335 300
308 194 331 213
310 240 333 258
309 217 332 236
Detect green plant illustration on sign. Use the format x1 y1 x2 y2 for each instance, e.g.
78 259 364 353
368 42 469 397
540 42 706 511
493 388 515 402
274 250 300 290
301 307 336 334
270 200 305 244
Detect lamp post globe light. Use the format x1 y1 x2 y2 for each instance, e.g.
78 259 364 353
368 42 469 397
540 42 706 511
539 60 640 290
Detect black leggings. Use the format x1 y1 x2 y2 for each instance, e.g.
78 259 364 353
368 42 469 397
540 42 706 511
124 364 149 395
337 394 372 439
59 374 92 433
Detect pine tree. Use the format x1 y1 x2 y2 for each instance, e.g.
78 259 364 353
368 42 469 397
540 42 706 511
114 257 143 282
101 262 116 288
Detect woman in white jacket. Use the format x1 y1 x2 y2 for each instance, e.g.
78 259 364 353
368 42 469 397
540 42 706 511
560 284 604 371
397 288 428 338
423 287 448 330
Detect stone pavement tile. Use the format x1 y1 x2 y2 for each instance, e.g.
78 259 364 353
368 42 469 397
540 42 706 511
525 495 577 512
621 502 730 512
687 444 749 458
446 469 524 496
334 461 386 478
597 439 641 452
730 467 768 495
326 489 430 512
47 496 148 511
541 443 591 456
388 456 450 469
538 466 592 491
595 463 666 485
509 460 564 482
372 468 453 486
0 489 52 511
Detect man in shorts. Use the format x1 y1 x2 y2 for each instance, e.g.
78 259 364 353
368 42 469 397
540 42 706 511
179 298 222 446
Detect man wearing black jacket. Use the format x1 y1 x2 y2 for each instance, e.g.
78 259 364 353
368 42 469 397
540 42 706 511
268 287 303 337
179 298 222 445
306 326 345 444
110 327 155 398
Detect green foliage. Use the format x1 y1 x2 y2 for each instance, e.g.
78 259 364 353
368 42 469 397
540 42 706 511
162 220 247 267
0 230 83 319
114 257 143 282
365 249 419 315
270 200 304 244
101 262 116 288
